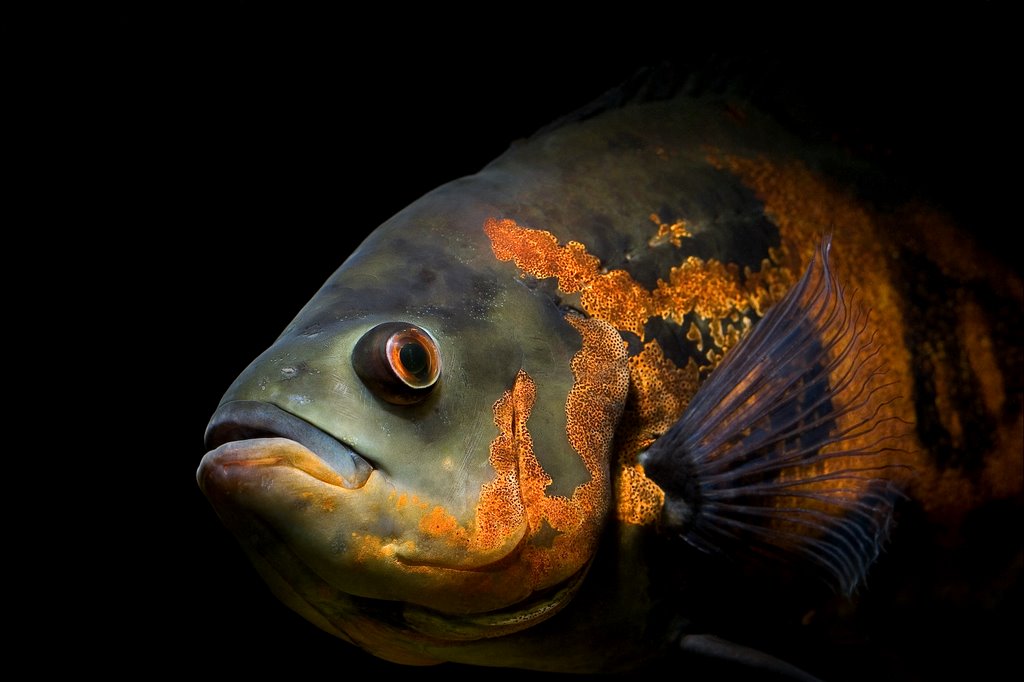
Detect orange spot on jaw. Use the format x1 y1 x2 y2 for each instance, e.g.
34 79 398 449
299 490 337 512
419 506 467 542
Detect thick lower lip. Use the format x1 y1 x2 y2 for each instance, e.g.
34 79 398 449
401 558 594 639
204 400 373 489
200 436 355 488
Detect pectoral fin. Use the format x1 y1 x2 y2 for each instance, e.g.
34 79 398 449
641 237 908 593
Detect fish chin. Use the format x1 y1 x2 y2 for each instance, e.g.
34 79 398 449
197 436 588 658
199 430 548 614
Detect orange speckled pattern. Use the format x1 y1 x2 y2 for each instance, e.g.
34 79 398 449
485 217 794 354
615 342 699 524
420 506 468 542
560 315 630 531
374 313 627 595
504 315 629 589
486 216 800 524
474 370 534 552
648 213 692 248
485 148 1022 531
711 153 1024 520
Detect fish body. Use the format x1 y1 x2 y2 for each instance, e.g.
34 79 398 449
198 69 1022 679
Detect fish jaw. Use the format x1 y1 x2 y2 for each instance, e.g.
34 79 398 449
197 435 605 665
197 434 541 616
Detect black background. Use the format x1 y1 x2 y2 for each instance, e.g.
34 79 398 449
93 5 1015 680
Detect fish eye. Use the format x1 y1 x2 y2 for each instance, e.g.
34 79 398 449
352 322 441 404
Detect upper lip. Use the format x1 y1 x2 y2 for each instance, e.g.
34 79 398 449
205 400 373 489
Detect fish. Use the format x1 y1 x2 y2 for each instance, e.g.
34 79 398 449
196 64 1022 680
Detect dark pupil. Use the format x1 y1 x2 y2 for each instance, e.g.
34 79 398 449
399 342 429 378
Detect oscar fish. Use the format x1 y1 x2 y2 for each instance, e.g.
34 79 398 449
197 67 1022 680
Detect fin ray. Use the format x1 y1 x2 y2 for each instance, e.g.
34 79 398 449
641 237 908 593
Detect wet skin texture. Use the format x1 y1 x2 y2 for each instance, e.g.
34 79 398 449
163 18 1019 675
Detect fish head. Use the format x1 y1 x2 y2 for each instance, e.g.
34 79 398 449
197 190 630 660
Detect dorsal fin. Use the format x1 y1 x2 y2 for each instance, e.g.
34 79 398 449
530 57 775 138
528 56 833 141
529 62 688 138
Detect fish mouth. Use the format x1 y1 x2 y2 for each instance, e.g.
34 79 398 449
203 400 373 489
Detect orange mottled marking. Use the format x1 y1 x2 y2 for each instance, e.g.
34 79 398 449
648 213 692 248
485 217 791 355
580 270 652 337
350 532 387 564
483 317 629 590
614 341 700 524
559 316 630 529
742 253 799 317
331 310 629 608
299 490 337 512
420 506 468 542
485 216 799 525
711 153 1023 518
652 256 744 321
710 154 918 514
485 218 600 291
472 371 534 551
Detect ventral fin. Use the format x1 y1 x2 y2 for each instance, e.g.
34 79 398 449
640 236 909 594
